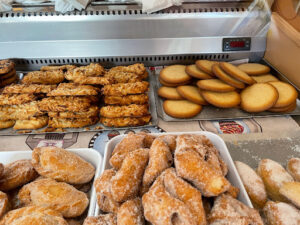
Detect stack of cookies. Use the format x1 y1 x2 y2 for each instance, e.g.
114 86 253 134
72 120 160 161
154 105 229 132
158 60 298 118
100 63 151 127
0 60 17 88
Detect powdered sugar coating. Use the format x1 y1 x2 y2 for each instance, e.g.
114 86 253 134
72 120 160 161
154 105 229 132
279 182 300 208
235 161 267 209
117 198 145 225
0 191 8 218
263 201 300 225
83 214 117 225
287 158 300 182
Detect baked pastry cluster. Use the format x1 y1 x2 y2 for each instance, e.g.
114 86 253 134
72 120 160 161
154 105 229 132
158 61 298 118
100 64 151 127
84 132 263 225
0 60 17 88
0 62 152 130
235 158 300 225
0 146 96 224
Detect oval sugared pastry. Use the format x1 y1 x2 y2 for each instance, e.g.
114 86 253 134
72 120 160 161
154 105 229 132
0 191 9 218
32 146 95 184
117 198 145 225
257 159 294 202
18 178 89 218
287 158 300 182
0 159 38 191
279 182 300 208
83 214 117 225
0 206 68 225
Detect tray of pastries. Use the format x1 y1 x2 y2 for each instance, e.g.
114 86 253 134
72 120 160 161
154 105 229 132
155 60 300 121
82 131 266 224
0 147 102 224
0 60 157 135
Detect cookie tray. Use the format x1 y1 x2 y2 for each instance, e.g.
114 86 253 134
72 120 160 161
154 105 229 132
0 69 158 136
0 148 102 217
94 131 253 217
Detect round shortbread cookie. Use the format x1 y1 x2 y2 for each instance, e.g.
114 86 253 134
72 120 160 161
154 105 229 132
158 86 184 100
159 77 190 87
237 63 270 75
0 120 15 129
197 79 236 92
268 81 298 108
201 90 240 108
195 60 218 75
0 60 14 75
252 74 279 83
163 100 202 118
212 64 245 89
176 85 207 105
268 101 297 113
220 62 256 85
0 69 16 81
160 65 191 84
185 65 213 79
241 83 279 113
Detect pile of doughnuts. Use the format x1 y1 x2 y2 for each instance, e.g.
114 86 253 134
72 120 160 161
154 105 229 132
158 60 298 118
0 147 96 225
235 158 300 225
84 132 264 225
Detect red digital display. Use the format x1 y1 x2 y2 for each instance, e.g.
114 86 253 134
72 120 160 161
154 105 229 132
230 41 245 48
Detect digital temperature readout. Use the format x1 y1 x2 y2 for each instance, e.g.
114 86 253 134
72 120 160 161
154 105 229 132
223 38 251 51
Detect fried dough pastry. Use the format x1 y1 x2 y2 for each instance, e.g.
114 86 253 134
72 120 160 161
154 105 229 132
40 65 76 71
257 159 294 201
3 84 57 94
109 132 151 170
18 178 89 218
0 94 36 106
225 184 240 199
32 146 95 184
22 70 65 84
117 198 144 225
142 138 173 193
100 104 149 118
13 116 48 130
39 96 97 112
94 169 120 213
83 214 117 225
48 117 98 128
208 194 263 225
263 201 300 225
142 175 197 225
287 158 300 181
156 135 177 153
163 168 206 225
7 188 22 210
0 164 3 179
102 81 149 96
111 148 149 202
0 101 44 120
48 106 99 119
0 191 9 218
175 136 230 197
0 120 15 129
0 206 68 225
104 94 149 105
0 159 38 191
109 64 146 75
100 116 151 128
279 181 300 208
47 83 100 96
105 71 145 84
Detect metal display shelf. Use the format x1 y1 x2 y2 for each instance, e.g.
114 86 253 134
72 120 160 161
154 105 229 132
0 1 269 61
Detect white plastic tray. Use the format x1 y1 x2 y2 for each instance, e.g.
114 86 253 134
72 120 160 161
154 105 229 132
0 148 102 217
96 131 252 216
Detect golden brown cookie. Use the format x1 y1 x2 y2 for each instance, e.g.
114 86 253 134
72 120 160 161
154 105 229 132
185 64 213 79
201 90 240 108
159 76 190 87
0 74 17 88
195 60 218 75
279 182 300 208
0 159 38 191
237 63 270 75
287 158 300 181
32 146 95 184
269 81 298 108
0 120 15 129
0 69 16 81
240 83 279 113
13 116 49 130
158 86 184 100
257 159 294 202
212 64 245 89
0 206 68 225
160 65 191 84
18 178 89 218
235 161 267 209
0 191 9 218
220 62 256 84
100 116 151 128
197 79 236 92
268 101 297 113
176 85 208 105
163 100 202 118
251 74 279 83
0 60 14 75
